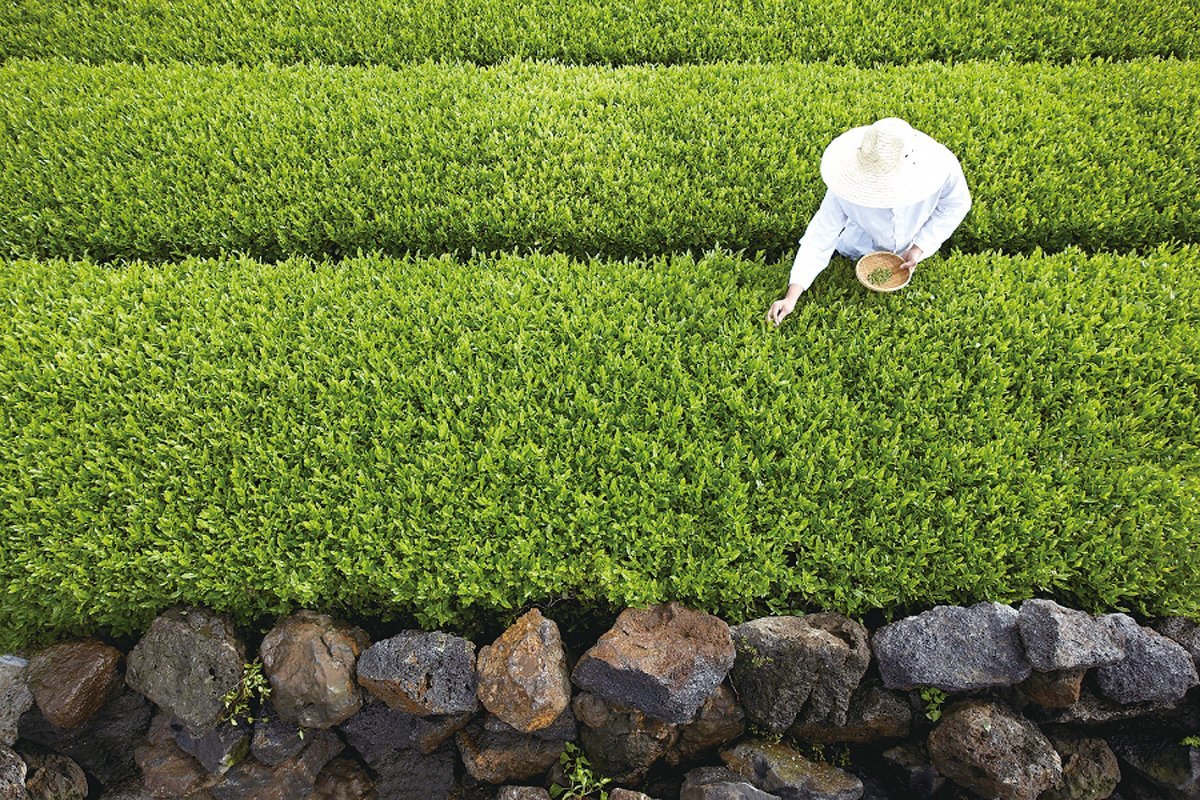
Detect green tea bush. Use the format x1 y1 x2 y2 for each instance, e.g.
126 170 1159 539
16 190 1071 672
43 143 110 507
2 0 1196 66
1 246 1197 649
1 59 1197 263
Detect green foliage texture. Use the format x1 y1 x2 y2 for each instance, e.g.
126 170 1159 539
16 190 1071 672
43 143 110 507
2 0 1196 66
2 247 1198 649
1 59 1198 262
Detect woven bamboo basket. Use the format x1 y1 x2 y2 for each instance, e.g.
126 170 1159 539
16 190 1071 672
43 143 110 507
855 251 910 293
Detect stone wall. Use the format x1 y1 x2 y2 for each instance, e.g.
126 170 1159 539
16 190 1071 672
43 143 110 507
1 600 1198 800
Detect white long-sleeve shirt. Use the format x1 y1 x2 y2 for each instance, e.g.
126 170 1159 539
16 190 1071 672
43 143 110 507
788 160 972 291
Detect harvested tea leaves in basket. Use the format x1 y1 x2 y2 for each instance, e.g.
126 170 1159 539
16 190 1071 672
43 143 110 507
868 266 894 286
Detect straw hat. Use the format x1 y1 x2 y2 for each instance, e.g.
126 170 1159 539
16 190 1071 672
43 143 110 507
820 118 954 208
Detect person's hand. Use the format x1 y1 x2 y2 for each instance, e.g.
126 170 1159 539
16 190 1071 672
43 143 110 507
767 296 798 327
899 244 924 272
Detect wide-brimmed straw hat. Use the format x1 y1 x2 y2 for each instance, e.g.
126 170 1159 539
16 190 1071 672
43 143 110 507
820 118 954 208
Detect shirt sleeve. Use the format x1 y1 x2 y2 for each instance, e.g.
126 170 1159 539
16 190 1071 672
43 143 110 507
788 190 848 291
910 159 971 258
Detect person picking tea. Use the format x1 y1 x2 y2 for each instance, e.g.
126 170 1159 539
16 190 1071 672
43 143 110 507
767 117 971 325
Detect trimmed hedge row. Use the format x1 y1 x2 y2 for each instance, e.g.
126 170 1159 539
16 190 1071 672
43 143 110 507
2 59 1198 263
1 247 1198 649
2 0 1197 66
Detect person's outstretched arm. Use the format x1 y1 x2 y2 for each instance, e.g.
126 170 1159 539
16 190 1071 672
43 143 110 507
768 190 847 326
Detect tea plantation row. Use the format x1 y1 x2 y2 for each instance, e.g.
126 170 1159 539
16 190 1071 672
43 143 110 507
3 59 1196 263
2 247 1197 649
2 0 1196 66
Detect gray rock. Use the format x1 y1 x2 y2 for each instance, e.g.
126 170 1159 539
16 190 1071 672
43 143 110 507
572 604 735 725
730 615 869 734
610 791 657 800
1155 618 1200 668
339 697 472 766
0 657 33 747
312 757 376 800
927 700 1062 800
1109 736 1199 800
1096 614 1199 705
126 607 246 737
260 610 370 729
872 603 1032 692
1042 734 1121 800
681 767 781 800
209 727 343 800
720 739 864 800
790 685 910 744
0 745 26 800
169 716 251 775
21 751 88 800
250 702 309 767
27 639 123 730
665 682 745 765
573 691 677 784
497 788 551 800
1018 600 1126 671
455 714 567 784
356 630 476 717
19 685 151 788
371 744 455 800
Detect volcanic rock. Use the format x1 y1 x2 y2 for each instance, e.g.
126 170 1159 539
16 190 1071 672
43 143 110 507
1017 600 1126 671
27 639 122 730
720 739 864 800
572 603 735 724
681 766 780 800
927 700 1061 800
456 714 567 784
1042 734 1120 800
126 607 245 737
790 685 910 744
477 610 571 733
573 691 677 784
1096 614 1199 705
0 658 33 747
356 630 476 716
260 610 369 729
872 603 1031 692
665 682 745 765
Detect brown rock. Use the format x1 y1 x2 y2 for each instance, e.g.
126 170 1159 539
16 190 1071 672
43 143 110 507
1022 669 1086 709
573 691 678 784
134 713 220 799
477 610 571 733
312 757 376 800
790 684 911 744
665 682 745 766
456 715 567 784
27 640 122 731
22 751 88 800
1043 734 1120 800
572 604 735 724
259 610 369 729
927 700 1062 800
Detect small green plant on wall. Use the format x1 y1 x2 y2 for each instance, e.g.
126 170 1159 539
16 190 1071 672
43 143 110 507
920 687 948 722
1182 734 1200 748
551 743 611 800
221 659 272 726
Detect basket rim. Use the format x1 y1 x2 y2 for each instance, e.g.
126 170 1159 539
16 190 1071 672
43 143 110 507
855 251 910 292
